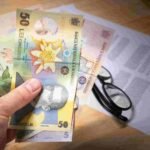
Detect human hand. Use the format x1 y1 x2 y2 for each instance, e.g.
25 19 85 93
0 78 42 150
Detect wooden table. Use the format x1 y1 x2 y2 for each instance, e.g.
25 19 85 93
1 0 150 150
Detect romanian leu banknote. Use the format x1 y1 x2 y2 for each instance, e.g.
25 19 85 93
9 9 83 132
0 5 43 97
77 19 114 101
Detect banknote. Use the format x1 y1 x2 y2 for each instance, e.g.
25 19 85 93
9 9 83 131
76 19 114 99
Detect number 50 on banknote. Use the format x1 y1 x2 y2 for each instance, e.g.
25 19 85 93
9 9 83 131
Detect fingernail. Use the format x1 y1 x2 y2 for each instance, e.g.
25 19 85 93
25 78 42 92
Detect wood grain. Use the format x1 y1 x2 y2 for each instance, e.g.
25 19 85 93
0 0 149 149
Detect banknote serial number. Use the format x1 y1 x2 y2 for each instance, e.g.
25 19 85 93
20 12 30 26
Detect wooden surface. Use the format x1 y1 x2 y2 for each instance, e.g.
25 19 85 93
5 106 150 150
0 0 149 150
0 0 150 34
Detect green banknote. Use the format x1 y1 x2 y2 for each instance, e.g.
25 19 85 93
9 9 83 131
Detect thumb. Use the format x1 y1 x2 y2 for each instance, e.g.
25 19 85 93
0 78 42 119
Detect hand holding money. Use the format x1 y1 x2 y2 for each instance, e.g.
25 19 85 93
0 5 114 142
0 78 42 150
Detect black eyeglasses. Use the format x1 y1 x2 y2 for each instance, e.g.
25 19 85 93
92 66 132 122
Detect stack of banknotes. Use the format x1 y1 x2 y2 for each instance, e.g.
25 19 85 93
0 5 114 142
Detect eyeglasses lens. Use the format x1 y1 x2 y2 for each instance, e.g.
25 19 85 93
104 84 130 109
99 67 112 83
